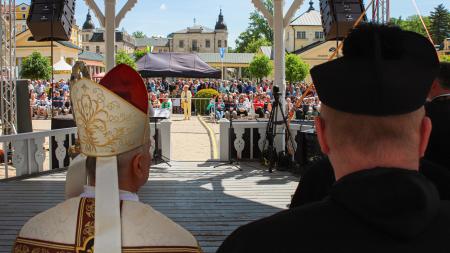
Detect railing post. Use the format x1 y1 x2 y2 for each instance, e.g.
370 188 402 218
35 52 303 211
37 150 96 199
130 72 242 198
160 119 172 161
219 118 229 161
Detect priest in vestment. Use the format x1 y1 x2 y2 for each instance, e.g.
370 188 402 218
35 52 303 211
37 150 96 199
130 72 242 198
13 64 202 253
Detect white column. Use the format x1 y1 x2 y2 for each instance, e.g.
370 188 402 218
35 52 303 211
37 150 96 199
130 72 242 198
160 120 172 161
105 0 116 71
219 118 230 161
273 0 286 152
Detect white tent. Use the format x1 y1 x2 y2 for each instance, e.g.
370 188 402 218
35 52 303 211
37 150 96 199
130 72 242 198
53 57 72 81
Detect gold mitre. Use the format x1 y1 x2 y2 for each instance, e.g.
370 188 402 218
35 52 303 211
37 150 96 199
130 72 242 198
71 64 150 157
70 64 150 253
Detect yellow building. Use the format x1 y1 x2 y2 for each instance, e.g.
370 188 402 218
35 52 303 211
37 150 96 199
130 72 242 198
15 3 29 33
16 29 81 79
285 1 324 53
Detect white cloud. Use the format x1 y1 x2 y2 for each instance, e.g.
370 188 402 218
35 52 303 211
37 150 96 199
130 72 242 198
160 4 167 11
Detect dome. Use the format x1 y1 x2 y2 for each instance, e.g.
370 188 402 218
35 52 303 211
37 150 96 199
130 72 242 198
82 10 95 30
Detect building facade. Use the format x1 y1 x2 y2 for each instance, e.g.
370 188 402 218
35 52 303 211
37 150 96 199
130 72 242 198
169 10 228 53
135 36 170 53
81 11 135 55
285 1 324 53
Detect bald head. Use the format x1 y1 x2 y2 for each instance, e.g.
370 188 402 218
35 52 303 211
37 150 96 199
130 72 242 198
315 105 432 179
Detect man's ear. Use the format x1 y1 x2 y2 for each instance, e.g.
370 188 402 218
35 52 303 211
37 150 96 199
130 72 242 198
315 116 330 155
419 116 432 157
131 153 145 178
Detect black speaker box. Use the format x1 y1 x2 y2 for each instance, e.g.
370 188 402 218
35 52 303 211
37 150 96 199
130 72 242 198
319 0 366 40
16 80 33 133
27 0 76 41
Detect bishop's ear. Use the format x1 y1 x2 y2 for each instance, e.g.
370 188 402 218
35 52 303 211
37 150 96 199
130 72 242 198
131 153 145 178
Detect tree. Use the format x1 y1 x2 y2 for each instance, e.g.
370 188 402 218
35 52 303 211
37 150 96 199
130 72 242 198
440 55 450 63
133 50 147 61
430 4 450 45
285 54 309 84
244 37 272 53
132 31 146 38
390 15 431 38
20 51 52 80
249 54 273 81
116 50 136 69
235 0 273 53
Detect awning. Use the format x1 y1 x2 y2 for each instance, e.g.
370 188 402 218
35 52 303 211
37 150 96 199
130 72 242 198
137 53 221 78
53 57 72 74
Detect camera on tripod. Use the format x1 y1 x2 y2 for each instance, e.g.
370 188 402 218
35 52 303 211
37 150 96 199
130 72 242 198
261 85 296 172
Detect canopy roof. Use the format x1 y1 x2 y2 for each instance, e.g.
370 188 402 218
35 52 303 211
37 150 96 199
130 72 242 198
137 53 221 78
53 57 72 74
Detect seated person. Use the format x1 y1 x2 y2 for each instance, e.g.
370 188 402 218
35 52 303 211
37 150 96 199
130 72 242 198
217 24 450 253
425 62 450 169
13 65 201 253
216 97 225 119
236 96 249 117
253 95 265 118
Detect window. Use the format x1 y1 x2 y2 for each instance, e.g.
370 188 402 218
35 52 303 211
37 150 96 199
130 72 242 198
22 14 26 19
159 49 162 53
205 39 211 48
218 40 222 48
179 40 184 48
192 40 198 51
225 40 228 47
315 31 324 39
96 46 100 53
22 25 26 32
86 46 90 51
297 31 306 39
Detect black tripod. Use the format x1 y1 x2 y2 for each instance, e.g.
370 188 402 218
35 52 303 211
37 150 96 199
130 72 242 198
150 117 171 167
214 115 242 171
262 86 296 173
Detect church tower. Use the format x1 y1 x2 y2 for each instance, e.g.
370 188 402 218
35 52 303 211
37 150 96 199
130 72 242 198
214 9 229 52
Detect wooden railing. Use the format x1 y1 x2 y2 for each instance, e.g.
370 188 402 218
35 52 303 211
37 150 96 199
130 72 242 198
0 120 172 180
219 119 315 161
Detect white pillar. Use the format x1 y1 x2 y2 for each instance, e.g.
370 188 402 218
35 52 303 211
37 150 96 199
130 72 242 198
105 0 116 71
160 119 172 161
219 118 230 161
273 0 286 152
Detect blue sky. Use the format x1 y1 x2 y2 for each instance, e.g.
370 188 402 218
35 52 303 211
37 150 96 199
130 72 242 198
18 0 449 48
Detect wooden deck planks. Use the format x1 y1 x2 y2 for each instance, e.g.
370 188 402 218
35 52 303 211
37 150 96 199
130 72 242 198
0 161 299 253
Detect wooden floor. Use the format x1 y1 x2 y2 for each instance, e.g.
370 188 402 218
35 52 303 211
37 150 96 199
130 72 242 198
0 161 299 253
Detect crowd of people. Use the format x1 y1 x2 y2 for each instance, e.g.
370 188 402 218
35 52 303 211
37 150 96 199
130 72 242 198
28 79 71 119
29 76 321 122
147 79 320 120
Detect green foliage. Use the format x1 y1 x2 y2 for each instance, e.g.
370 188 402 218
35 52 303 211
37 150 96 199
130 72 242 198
244 37 272 53
390 15 431 38
235 0 273 53
285 54 309 84
194 88 219 115
116 50 136 69
440 55 450 63
20 51 52 80
132 31 146 38
430 4 450 45
134 50 147 61
249 54 273 81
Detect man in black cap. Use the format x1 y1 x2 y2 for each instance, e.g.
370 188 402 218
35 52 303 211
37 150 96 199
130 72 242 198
217 24 450 253
425 62 450 169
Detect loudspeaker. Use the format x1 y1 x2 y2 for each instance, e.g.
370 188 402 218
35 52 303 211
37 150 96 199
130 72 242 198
27 0 76 41
319 0 366 40
16 80 33 133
